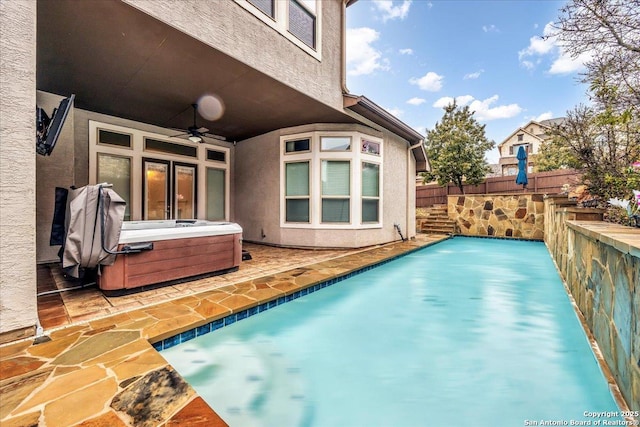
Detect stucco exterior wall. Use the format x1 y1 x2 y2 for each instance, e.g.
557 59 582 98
234 123 415 248
544 197 639 412
448 194 546 240
124 0 344 111
0 0 38 341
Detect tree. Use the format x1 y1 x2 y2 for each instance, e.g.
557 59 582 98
551 0 640 108
421 102 494 193
540 102 640 200
541 0 640 200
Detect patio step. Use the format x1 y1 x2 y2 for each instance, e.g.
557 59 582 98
417 205 456 235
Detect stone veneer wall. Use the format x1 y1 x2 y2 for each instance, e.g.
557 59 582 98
545 196 639 412
447 194 545 239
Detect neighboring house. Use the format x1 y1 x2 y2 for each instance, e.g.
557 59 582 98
0 0 428 343
497 118 564 176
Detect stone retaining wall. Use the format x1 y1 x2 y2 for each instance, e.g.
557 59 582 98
447 194 545 239
545 196 639 412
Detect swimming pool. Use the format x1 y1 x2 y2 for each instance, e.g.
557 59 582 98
161 237 624 427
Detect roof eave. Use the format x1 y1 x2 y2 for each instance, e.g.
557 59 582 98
343 94 429 172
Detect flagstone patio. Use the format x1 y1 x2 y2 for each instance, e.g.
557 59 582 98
1 234 447 427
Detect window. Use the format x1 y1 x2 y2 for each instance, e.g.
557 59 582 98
362 162 379 223
207 149 226 162
145 138 197 158
285 162 310 222
517 134 524 141
247 0 274 18
289 0 316 48
235 0 320 58
206 168 226 220
97 153 131 220
509 146 514 155
98 129 131 148
280 131 382 228
322 160 350 223
285 138 310 153
90 121 230 221
321 136 351 151
362 139 380 155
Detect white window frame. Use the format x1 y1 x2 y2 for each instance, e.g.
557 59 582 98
279 131 383 230
361 161 381 224
89 120 230 221
284 160 312 223
234 0 321 60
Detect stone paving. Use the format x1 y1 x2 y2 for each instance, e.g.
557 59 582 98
1 235 447 426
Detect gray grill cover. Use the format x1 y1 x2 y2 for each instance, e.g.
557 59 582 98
62 184 125 278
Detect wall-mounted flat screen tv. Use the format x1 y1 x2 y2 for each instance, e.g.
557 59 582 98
36 94 75 156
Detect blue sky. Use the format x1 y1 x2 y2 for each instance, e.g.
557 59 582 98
345 0 592 163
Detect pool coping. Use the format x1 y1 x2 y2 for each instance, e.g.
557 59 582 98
0 235 448 426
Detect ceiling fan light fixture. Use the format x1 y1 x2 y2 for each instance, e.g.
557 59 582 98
188 135 202 143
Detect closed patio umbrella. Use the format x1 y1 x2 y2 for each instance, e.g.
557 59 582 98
515 146 528 188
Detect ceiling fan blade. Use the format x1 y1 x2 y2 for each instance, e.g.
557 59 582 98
196 127 209 133
202 132 227 141
169 132 189 138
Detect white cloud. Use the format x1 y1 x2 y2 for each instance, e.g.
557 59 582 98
409 71 444 92
464 69 484 80
456 95 474 106
346 27 390 76
534 111 553 121
521 60 535 70
549 50 592 74
432 95 474 108
432 97 454 109
406 97 426 106
373 0 412 22
433 95 522 121
518 22 591 74
482 24 499 33
399 48 414 55
469 95 522 121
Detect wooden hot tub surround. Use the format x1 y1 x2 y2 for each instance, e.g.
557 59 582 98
98 221 242 294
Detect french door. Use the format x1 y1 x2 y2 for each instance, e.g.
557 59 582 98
143 158 197 220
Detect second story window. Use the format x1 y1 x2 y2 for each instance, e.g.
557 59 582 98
517 133 524 141
247 0 274 18
289 0 316 48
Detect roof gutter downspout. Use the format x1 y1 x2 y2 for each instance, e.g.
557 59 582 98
406 141 423 241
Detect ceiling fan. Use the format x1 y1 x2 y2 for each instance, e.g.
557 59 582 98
171 103 226 143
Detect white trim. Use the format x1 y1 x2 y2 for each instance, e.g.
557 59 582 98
279 130 383 230
89 120 230 221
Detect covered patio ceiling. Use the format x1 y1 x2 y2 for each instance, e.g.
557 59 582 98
36 0 359 142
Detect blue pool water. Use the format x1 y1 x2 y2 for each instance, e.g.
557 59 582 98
162 238 623 427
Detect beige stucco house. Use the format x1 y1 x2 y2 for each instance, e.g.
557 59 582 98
497 118 564 176
0 0 428 343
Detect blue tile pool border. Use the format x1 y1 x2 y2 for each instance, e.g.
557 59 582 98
154 237 451 352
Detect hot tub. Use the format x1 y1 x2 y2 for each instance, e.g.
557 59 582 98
99 220 242 294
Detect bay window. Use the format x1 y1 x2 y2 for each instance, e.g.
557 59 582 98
281 131 382 228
